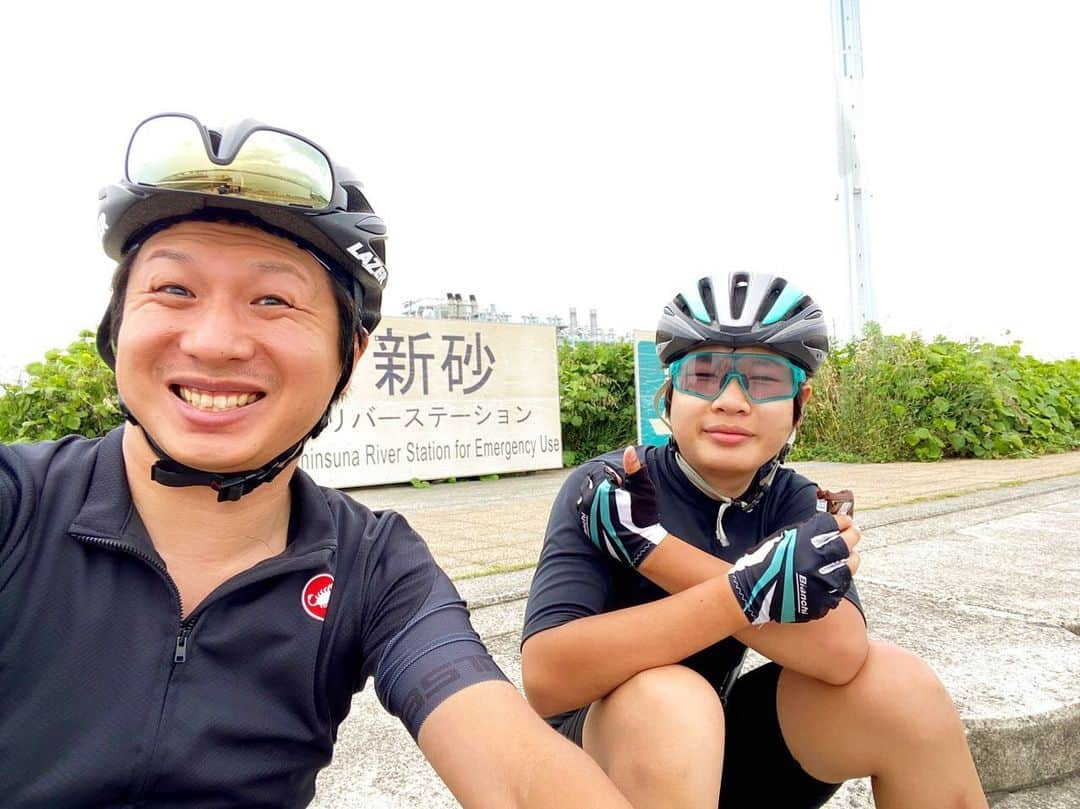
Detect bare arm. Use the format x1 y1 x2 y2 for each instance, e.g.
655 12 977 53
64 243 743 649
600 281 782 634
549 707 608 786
637 531 868 685
522 568 750 717
418 680 632 809
614 443 867 684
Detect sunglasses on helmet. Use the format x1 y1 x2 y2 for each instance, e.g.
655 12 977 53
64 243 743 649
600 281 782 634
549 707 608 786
125 113 335 211
670 352 807 404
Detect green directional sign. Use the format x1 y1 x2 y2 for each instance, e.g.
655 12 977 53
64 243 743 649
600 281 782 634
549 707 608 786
633 331 671 447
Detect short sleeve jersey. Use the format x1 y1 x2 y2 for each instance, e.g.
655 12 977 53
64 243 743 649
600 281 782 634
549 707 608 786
523 442 862 725
0 428 507 808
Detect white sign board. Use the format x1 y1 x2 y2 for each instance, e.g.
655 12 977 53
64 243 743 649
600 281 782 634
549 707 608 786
300 316 563 487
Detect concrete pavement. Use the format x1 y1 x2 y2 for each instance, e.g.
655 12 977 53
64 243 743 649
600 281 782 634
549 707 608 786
351 451 1080 580
312 453 1080 807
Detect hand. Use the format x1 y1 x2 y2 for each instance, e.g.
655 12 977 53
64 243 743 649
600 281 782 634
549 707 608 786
727 512 860 626
576 446 667 568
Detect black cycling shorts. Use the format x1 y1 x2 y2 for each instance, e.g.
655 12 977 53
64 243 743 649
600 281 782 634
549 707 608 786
555 662 842 809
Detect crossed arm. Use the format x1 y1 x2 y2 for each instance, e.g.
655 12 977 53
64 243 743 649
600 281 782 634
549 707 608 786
522 448 867 718
646 534 867 680
523 530 866 718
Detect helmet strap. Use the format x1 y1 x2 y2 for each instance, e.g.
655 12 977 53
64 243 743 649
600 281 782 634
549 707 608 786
147 429 306 502
121 399 323 503
674 449 786 547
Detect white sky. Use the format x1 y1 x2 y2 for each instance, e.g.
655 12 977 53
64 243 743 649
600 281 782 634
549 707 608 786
1 1 1077 383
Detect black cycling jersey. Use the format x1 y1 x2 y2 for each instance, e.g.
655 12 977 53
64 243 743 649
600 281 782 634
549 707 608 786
523 442 862 726
0 428 506 809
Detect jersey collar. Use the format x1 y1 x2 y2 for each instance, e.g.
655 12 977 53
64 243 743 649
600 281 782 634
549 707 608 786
68 425 338 559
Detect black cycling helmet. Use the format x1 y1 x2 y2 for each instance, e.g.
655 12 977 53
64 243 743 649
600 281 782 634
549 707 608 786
655 272 828 373
95 113 388 502
98 114 386 346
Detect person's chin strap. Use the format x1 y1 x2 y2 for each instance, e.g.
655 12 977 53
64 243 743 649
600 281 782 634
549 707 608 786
673 428 796 547
122 399 331 503
145 430 308 502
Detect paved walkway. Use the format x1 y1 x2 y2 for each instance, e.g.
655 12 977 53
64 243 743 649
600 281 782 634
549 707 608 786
348 451 1080 580
319 459 1080 808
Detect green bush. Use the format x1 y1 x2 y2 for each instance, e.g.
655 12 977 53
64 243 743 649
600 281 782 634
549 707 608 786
3 328 1075 465
558 341 636 465
554 330 1078 465
792 325 1080 461
0 331 123 443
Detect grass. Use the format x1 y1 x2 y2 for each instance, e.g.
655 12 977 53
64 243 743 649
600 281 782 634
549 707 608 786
881 477 1052 507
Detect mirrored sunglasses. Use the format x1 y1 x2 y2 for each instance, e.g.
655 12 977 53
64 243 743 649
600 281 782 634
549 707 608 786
126 113 334 210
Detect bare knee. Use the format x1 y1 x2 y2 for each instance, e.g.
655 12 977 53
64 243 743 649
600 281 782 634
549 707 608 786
850 642 962 745
585 665 725 792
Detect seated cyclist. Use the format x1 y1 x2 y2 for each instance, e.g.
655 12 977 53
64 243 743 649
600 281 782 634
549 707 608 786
521 272 987 808
0 114 633 809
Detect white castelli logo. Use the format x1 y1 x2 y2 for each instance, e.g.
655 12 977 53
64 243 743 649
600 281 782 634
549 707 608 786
346 241 388 285
302 573 335 621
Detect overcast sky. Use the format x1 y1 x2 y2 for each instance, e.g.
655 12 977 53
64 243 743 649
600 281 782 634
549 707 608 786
1 1 1076 383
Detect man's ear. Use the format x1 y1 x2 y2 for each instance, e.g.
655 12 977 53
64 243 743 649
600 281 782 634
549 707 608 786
339 331 367 399
354 329 369 365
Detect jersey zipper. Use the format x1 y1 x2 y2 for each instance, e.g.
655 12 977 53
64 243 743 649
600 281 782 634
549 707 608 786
72 533 185 615
70 532 190 804
70 530 334 801
174 620 195 663
73 534 199 666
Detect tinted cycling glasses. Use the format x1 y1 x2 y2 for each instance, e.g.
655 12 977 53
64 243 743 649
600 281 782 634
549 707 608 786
670 352 807 404
126 113 335 210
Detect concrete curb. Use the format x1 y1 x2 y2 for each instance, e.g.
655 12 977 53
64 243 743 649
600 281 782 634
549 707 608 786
968 706 1080 794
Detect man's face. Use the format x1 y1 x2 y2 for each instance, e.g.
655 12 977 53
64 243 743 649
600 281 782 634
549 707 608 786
115 220 341 472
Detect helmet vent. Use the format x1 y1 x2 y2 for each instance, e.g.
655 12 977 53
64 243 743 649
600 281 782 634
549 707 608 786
371 236 387 264
730 274 750 320
755 280 786 322
343 183 374 213
700 277 719 322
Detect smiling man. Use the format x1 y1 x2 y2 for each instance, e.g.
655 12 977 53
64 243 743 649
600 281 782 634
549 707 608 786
0 114 631 809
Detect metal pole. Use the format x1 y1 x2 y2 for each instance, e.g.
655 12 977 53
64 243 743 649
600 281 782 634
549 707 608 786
832 0 876 337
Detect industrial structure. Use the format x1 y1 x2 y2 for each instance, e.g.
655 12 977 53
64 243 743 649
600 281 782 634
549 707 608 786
399 295 624 343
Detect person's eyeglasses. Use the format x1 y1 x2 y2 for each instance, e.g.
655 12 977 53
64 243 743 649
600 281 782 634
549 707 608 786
126 113 334 210
670 352 807 404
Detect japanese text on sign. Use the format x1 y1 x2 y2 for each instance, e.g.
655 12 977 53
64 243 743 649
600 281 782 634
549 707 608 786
301 317 563 487
373 329 497 396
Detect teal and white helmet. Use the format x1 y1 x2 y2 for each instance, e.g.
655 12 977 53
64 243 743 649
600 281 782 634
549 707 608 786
656 272 829 372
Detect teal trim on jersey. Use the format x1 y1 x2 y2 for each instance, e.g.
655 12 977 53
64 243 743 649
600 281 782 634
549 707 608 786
762 283 805 325
781 530 797 622
597 481 633 566
681 285 711 324
745 535 788 607
589 486 604 551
